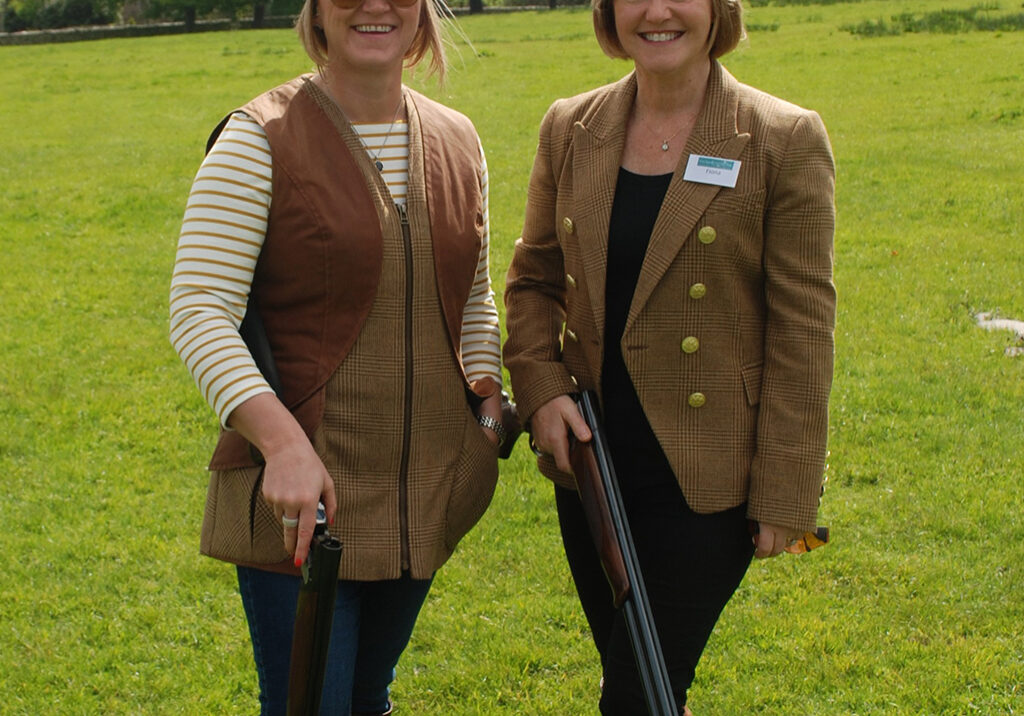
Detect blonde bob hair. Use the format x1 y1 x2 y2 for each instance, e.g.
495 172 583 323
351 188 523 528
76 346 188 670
296 0 448 81
592 0 745 61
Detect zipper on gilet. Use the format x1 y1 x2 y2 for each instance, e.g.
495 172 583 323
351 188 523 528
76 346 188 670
395 201 413 572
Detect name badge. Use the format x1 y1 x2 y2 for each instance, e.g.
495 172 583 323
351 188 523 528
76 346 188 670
683 154 741 188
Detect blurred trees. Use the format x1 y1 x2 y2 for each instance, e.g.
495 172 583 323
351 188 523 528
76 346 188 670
145 0 248 29
5 0 118 31
1 0 297 31
1 0 584 34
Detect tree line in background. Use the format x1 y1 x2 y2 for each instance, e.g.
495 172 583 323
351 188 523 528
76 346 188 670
1 0 583 33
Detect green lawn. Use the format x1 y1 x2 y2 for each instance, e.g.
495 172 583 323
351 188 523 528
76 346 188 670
1 1 1021 713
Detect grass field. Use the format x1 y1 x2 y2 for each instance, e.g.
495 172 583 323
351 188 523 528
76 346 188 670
1 1 1022 713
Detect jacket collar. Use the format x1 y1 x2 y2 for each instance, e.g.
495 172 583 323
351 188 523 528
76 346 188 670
570 61 751 340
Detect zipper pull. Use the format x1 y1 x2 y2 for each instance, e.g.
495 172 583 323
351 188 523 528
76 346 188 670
395 201 409 227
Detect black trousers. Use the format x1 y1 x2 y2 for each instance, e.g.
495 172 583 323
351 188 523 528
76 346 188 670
555 482 754 713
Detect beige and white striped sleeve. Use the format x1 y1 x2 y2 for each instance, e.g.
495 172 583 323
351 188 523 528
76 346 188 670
169 112 273 428
460 142 503 386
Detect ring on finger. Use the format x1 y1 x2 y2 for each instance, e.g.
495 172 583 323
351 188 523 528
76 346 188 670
282 514 299 529
528 436 546 457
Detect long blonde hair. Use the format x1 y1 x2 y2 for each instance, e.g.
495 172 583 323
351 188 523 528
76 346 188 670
296 0 449 81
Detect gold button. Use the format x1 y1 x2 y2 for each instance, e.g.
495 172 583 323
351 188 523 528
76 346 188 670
689 282 707 299
698 226 717 244
563 217 575 234
566 328 578 342
688 392 706 408
566 273 577 289
681 336 700 354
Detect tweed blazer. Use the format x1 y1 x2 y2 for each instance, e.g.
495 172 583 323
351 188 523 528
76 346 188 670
504 62 836 531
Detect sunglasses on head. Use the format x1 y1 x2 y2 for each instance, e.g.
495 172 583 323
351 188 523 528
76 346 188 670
328 0 419 8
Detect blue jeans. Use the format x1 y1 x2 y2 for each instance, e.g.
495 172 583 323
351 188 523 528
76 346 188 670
236 566 433 716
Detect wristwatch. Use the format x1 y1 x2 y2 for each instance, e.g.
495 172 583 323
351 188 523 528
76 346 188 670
477 414 506 448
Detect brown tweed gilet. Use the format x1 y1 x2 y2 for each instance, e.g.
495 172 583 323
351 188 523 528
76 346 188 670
199 78 498 580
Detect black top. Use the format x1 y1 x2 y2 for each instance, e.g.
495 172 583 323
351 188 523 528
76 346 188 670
601 168 677 494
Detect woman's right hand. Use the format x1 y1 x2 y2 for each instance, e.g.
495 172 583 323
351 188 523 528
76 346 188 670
260 439 337 567
227 392 338 567
529 394 592 474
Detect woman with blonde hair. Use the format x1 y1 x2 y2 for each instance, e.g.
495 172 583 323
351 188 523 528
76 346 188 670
504 0 836 711
170 0 504 711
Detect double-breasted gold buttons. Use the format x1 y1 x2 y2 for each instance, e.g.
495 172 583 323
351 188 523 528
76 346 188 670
683 230 713 410
563 217 575 235
566 273 577 289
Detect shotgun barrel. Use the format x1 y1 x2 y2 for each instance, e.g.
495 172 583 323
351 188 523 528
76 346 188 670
239 301 344 715
287 507 343 716
569 391 679 716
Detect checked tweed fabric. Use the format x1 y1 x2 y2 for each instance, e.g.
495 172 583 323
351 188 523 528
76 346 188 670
319 167 498 581
199 85 499 577
504 62 835 531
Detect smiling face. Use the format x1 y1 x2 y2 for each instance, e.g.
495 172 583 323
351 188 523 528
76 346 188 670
612 0 713 78
317 0 423 78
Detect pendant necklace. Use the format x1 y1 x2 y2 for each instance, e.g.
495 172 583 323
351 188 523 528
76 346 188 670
660 123 686 152
367 93 405 172
636 107 689 152
317 73 405 172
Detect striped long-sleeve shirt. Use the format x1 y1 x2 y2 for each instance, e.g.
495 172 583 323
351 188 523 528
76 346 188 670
170 112 502 427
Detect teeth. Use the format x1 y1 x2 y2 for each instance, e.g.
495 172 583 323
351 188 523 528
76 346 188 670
355 24 392 32
643 32 679 42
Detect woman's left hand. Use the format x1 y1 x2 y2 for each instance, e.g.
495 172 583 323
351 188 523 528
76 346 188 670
471 377 503 447
752 522 803 559
476 391 502 446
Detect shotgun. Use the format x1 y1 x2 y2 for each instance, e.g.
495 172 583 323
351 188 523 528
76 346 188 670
568 390 679 716
238 300 344 716
240 299 521 712
287 506 343 716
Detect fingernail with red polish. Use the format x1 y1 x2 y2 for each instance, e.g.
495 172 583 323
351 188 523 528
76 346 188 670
294 557 302 567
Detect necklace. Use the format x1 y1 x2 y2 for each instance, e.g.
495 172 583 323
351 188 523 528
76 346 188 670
315 74 405 172
660 123 686 152
366 93 405 172
635 107 690 153
634 110 692 152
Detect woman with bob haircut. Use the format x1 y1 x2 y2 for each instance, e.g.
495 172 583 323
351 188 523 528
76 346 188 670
170 0 505 711
504 0 836 712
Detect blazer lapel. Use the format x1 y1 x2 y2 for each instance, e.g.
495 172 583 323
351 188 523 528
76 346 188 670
571 74 637 343
626 63 751 334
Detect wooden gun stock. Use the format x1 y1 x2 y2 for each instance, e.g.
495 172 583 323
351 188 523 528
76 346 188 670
569 431 630 609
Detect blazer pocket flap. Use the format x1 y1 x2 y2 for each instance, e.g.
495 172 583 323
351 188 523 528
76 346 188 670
741 362 763 406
